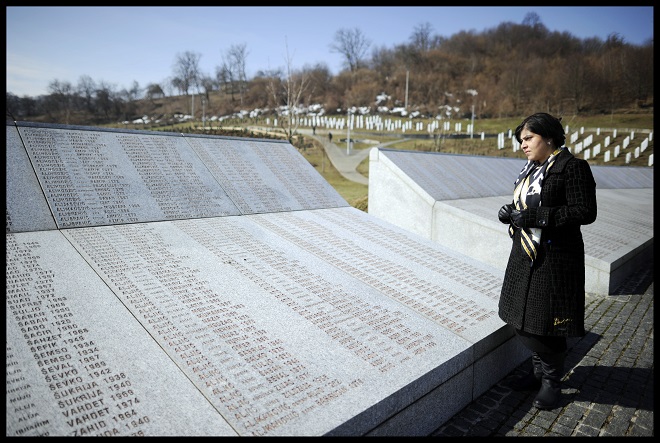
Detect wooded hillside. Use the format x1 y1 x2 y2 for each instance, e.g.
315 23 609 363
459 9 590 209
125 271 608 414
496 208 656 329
6 17 653 126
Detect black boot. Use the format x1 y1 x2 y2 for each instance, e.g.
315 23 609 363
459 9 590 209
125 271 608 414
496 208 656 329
509 352 542 391
533 351 565 410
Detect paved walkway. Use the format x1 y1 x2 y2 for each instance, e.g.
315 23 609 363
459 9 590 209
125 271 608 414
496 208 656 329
303 130 407 185
430 258 654 437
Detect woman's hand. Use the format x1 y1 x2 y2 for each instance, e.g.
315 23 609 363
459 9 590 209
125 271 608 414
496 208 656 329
498 204 514 224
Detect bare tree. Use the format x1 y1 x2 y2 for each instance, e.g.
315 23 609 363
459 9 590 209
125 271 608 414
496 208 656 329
146 83 165 101
126 80 141 102
410 22 434 52
198 75 215 101
268 37 309 143
94 81 121 120
563 56 591 114
172 51 202 95
522 12 542 28
330 28 371 73
216 61 233 100
47 79 74 124
227 43 249 106
76 75 97 113
216 43 249 106
171 77 186 96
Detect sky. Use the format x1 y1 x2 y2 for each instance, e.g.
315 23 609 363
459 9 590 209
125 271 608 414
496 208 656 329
6 6 654 98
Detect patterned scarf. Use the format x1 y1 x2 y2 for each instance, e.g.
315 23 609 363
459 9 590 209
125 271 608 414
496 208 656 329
511 148 564 264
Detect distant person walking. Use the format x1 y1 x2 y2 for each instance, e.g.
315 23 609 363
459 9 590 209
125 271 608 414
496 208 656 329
328 132 333 143
497 113 597 410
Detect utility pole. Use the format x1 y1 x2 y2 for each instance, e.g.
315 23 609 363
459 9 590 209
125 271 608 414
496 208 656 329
346 110 351 155
468 89 478 139
191 93 195 124
202 96 206 131
405 70 409 111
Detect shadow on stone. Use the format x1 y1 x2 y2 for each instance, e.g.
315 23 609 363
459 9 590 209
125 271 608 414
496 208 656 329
565 366 653 411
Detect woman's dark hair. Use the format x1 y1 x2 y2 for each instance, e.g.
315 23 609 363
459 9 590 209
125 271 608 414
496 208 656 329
514 113 566 147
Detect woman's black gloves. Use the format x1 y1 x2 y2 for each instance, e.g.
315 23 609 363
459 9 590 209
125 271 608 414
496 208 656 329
510 209 523 227
498 204 514 224
499 205 546 228
499 204 525 228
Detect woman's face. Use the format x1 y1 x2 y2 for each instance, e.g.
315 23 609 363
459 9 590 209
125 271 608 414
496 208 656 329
520 128 553 163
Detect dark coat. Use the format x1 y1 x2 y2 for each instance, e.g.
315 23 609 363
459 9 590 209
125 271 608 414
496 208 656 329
498 149 597 337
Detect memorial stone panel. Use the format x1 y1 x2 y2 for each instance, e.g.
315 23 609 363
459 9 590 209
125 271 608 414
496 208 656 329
250 208 504 344
6 124 58 233
7 123 524 436
377 148 653 200
6 230 238 436
368 148 654 295
16 123 241 228
185 136 348 214
443 188 653 262
378 150 521 200
57 208 507 436
590 164 654 189
579 188 654 261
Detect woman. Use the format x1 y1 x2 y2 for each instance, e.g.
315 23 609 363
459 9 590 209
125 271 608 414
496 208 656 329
497 113 597 410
